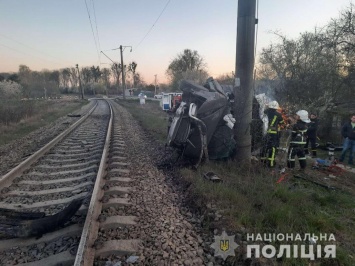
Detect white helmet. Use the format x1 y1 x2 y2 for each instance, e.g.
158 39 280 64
296 110 311 123
268 101 280 109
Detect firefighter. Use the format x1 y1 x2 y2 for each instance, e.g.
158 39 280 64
287 110 310 170
260 101 284 168
305 113 319 157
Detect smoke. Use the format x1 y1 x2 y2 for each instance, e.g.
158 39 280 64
255 93 275 135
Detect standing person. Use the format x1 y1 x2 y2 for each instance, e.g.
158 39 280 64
339 114 355 165
305 113 319 157
260 101 284 168
287 110 310 170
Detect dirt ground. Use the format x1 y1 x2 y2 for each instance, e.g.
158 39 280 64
274 156 355 194
275 131 355 196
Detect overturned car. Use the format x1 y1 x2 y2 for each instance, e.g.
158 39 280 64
167 78 236 166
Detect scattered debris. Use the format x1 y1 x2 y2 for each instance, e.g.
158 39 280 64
293 174 336 190
67 114 81 117
276 173 288 184
203 171 223 183
126 256 139 263
0 208 45 220
251 155 259 162
310 236 317 245
0 197 84 238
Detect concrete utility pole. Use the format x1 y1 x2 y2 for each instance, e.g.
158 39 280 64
115 64 120 96
119 45 126 100
76 64 84 99
154 74 157 95
234 0 257 163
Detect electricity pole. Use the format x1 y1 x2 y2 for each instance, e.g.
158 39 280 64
234 0 257 163
119 45 126 99
154 74 157 95
115 64 120 96
118 45 132 100
76 64 84 99
101 47 131 99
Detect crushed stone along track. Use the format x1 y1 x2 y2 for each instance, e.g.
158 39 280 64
84 103 207 266
0 99 213 266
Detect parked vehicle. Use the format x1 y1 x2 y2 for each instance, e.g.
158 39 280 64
161 92 182 111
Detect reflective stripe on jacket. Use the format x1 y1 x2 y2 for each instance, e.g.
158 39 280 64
290 120 308 145
265 109 284 134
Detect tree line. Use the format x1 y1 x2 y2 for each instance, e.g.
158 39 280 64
0 61 147 99
256 3 355 140
257 4 355 112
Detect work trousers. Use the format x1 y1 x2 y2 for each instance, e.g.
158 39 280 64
305 137 317 157
287 144 307 169
260 133 279 168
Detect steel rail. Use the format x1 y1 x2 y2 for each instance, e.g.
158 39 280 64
0 102 98 189
74 100 113 266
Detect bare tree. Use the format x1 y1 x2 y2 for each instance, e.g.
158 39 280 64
60 68 71 89
258 30 344 113
128 61 137 87
69 67 79 93
166 49 207 89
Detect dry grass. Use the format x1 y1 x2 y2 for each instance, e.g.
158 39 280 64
0 99 87 146
117 98 168 143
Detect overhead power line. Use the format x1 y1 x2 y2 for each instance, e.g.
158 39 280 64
0 42 62 65
0 33 61 61
134 0 171 50
100 51 117 65
91 0 101 53
84 0 100 65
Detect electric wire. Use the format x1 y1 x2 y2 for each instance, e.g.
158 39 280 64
0 42 62 65
84 0 100 65
91 0 102 58
134 0 171 50
100 51 117 65
253 0 259 93
254 0 259 60
0 33 61 61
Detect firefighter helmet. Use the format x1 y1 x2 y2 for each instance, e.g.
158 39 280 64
296 110 311 123
268 101 280 109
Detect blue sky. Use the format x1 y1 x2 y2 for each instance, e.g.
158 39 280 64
0 0 352 84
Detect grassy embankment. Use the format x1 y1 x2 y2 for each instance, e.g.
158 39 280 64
0 99 87 146
120 99 355 266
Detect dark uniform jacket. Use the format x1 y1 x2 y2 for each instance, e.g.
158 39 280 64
341 122 355 140
290 120 308 146
265 109 284 134
306 118 319 139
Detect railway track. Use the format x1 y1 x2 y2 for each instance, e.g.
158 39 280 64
0 99 208 266
0 99 140 265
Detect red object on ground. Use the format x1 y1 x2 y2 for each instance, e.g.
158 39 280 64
276 173 288 184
